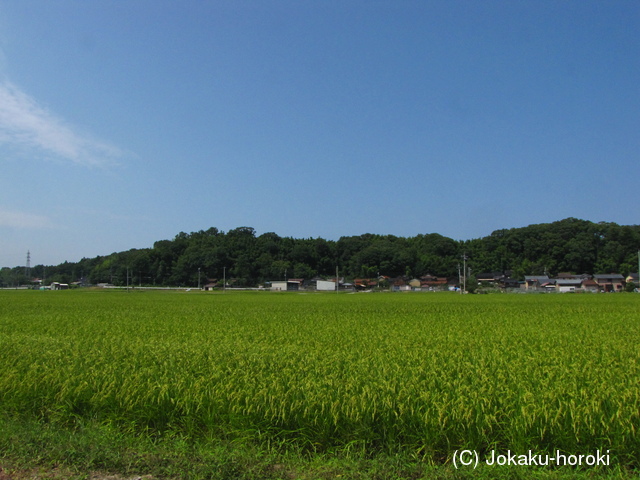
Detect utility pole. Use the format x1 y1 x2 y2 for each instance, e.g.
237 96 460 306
223 266 226 292
198 267 201 290
336 266 339 294
462 253 468 294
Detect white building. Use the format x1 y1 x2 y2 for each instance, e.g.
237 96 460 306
316 280 335 291
270 280 301 291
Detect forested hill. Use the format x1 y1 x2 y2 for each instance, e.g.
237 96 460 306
3 218 640 287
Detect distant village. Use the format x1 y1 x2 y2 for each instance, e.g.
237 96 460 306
260 272 639 293
10 271 640 294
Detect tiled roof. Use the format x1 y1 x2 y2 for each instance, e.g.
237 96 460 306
593 274 624 280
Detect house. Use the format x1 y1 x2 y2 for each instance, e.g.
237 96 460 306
476 272 502 285
593 274 625 292
500 277 521 289
626 273 639 285
420 275 449 291
581 279 599 293
524 276 550 291
555 278 583 293
476 272 519 290
353 278 384 290
540 279 557 292
392 278 410 292
323 277 350 291
203 280 218 291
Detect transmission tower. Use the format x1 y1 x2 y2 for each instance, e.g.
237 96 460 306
25 250 31 278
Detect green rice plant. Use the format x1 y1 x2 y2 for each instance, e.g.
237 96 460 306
0 290 639 467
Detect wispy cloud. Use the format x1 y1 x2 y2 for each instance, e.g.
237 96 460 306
0 79 125 167
0 208 54 229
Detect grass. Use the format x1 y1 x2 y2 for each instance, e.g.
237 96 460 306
1 289 639 479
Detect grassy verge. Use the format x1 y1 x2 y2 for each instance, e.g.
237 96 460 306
1 415 635 480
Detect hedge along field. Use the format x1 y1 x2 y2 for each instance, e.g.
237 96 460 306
1 290 639 466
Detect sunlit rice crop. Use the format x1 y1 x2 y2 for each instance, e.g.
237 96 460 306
0 290 638 466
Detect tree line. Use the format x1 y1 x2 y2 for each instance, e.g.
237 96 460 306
2 218 640 288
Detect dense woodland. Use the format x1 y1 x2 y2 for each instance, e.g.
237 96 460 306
3 218 640 288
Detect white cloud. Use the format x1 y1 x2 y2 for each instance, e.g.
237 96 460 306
0 208 54 229
0 79 124 167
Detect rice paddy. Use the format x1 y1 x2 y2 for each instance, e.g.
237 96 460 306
1 289 639 474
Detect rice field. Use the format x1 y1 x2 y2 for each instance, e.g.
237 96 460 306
1 289 639 468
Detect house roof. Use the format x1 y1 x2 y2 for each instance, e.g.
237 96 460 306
524 275 549 281
556 279 583 286
593 274 625 281
421 279 447 285
556 272 585 279
476 272 502 281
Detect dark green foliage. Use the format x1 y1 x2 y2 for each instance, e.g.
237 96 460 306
9 218 640 287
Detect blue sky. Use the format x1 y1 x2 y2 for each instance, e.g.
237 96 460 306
1 1 639 267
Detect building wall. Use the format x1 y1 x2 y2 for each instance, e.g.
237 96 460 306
317 280 335 291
